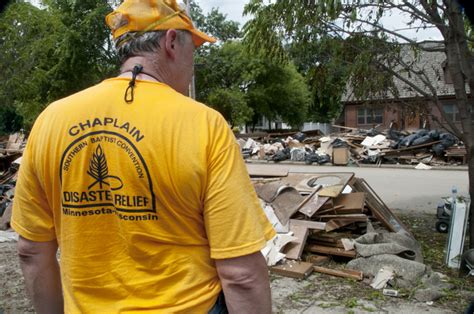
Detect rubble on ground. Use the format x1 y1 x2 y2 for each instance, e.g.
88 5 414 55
238 126 466 167
0 131 458 301
0 133 24 232
249 167 453 301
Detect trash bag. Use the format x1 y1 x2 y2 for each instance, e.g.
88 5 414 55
272 147 291 162
366 128 379 137
293 132 306 142
304 152 319 165
412 135 433 146
439 133 457 148
388 128 402 141
390 139 401 149
290 148 306 162
400 133 420 147
415 129 429 137
432 143 446 156
428 130 440 140
317 154 331 164
241 148 252 159
332 138 348 148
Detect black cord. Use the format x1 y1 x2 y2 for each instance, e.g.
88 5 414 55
124 64 143 103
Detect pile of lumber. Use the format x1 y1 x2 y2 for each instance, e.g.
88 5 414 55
251 169 410 280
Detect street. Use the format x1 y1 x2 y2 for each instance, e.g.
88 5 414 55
246 163 469 214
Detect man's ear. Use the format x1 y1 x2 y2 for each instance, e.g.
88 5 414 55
164 29 178 59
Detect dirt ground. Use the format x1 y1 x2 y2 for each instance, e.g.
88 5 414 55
1 212 473 313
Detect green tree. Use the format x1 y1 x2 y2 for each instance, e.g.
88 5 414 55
244 0 474 248
0 0 117 129
195 40 310 129
207 88 252 127
246 60 310 129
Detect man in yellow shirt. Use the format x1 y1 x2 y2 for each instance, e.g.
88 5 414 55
12 0 275 313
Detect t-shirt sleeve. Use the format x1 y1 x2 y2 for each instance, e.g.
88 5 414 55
11 118 56 242
203 117 276 260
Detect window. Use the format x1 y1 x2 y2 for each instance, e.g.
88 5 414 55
357 108 384 125
443 104 460 122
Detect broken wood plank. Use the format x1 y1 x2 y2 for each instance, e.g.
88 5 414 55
270 261 314 279
333 192 365 211
318 214 368 220
297 187 330 218
309 231 352 243
308 239 345 249
290 219 326 230
325 217 368 232
272 187 306 226
305 244 356 258
283 225 309 260
306 255 330 265
254 181 285 203
318 184 346 198
313 266 363 281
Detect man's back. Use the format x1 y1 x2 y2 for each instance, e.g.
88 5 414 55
12 78 274 312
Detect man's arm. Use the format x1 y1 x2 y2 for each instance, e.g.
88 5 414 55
215 251 271 314
17 236 63 314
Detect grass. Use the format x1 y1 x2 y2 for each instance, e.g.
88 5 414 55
398 213 474 312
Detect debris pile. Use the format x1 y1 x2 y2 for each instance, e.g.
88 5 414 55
0 133 25 233
251 168 452 301
238 127 466 167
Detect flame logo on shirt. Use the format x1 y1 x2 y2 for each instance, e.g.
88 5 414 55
87 145 123 191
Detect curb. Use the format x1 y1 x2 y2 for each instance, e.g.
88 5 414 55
244 159 468 171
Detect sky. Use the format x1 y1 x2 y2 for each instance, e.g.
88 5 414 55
196 0 443 42
196 0 251 25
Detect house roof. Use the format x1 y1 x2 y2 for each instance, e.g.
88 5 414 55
342 41 460 103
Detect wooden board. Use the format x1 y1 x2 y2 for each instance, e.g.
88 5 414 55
282 225 309 260
272 187 306 225
313 266 363 281
325 217 367 232
319 185 347 198
306 255 330 266
254 181 285 203
333 192 365 211
290 219 326 231
270 261 314 279
297 186 330 218
247 164 289 177
305 244 357 258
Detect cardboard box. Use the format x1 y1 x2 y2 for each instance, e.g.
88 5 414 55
332 147 349 165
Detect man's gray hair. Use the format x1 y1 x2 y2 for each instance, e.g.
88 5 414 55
115 30 191 63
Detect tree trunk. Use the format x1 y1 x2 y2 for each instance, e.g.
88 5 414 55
445 1 474 249
468 144 474 249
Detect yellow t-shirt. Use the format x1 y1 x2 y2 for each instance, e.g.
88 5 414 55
12 78 276 313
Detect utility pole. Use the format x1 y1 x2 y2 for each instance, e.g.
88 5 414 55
185 0 196 99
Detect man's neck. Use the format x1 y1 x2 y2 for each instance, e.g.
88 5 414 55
119 57 166 84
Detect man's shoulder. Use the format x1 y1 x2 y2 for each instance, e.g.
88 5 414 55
49 81 110 109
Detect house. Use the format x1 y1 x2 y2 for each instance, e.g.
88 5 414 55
340 42 466 132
